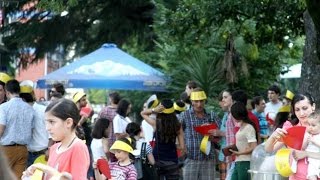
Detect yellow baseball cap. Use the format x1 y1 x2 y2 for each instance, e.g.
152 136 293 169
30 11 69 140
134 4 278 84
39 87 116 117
72 92 86 103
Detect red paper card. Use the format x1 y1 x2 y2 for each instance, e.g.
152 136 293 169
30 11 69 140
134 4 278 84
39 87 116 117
97 158 111 179
194 123 218 135
282 126 306 150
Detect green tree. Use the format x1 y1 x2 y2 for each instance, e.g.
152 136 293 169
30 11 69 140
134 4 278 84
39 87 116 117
1 0 155 67
153 0 305 97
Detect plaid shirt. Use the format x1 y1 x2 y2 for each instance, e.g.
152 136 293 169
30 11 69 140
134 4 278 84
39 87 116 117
225 113 240 163
98 106 117 146
179 108 217 160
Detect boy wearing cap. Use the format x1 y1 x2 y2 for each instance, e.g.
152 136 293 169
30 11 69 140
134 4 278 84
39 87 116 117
179 88 218 180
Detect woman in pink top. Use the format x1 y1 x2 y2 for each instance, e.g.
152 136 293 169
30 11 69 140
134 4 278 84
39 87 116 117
22 99 90 180
265 94 315 180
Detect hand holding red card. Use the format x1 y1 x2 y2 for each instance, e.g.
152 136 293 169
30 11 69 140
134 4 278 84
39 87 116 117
97 159 111 179
194 123 218 135
282 126 306 150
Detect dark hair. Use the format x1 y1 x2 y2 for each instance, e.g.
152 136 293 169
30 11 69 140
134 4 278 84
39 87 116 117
20 93 35 103
268 85 281 95
291 93 315 125
232 90 248 106
51 91 63 99
91 118 109 139
180 92 191 104
252 96 264 109
117 137 136 160
0 82 5 89
116 99 131 117
45 98 80 129
274 112 289 130
5 80 20 94
109 92 121 105
53 83 65 96
156 99 181 143
126 122 141 137
186 80 197 89
218 91 224 102
231 102 258 140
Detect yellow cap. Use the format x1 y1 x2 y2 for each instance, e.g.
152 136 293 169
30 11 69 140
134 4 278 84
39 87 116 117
110 138 135 154
285 90 294 100
72 92 86 103
146 94 159 108
174 102 186 112
279 105 290 113
275 148 297 177
190 91 207 101
162 106 175 114
0 72 12 84
20 85 33 93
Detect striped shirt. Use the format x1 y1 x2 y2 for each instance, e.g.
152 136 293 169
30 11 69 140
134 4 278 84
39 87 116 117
109 162 137 180
252 110 269 136
179 108 217 160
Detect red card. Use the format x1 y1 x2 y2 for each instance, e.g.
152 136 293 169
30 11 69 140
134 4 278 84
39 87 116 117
97 158 111 179
80 107 92 117
194 123 218 135
282 126 306 150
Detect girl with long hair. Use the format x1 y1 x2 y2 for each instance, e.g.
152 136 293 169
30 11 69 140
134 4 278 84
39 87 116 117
141 99 185 180
22 99 90 180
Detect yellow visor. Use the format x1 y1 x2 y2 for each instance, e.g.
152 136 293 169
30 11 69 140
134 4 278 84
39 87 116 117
190 91 207 101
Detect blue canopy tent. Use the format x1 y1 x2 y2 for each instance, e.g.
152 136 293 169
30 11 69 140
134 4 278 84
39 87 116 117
36 44 167 92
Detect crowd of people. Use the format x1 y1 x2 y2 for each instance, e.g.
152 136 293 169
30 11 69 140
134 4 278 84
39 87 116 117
1 72 320 180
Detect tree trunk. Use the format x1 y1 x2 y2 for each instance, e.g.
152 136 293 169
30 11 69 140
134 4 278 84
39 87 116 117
299 11 320 105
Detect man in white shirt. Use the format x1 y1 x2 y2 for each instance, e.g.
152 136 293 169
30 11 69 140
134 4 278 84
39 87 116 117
265 85 283 124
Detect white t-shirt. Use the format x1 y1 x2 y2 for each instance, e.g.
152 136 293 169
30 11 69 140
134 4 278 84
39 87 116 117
235 124 257 162
141 114 156 142
27 103 49 152
306 133 320 178
265 101 283 121
91 138 106 161
113 114 131 134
